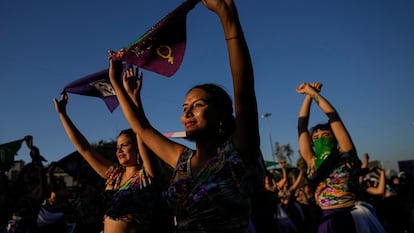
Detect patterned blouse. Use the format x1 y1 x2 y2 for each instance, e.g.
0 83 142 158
103 165 167 231
308 152 360 208
163 139 254 233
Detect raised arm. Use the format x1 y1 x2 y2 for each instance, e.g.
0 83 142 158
136 133 153 177
297 89 314 165
53 93 112 178
108 60 184 168
289 168 304 193
359 152 370 183
365 167 386 196
297 82 355 153
264 173 278 192
276 161 288 191
204 0 259 165
361 152 369 169
296 82 322 165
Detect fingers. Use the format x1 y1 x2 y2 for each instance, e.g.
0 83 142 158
123 67 143 83
53 93 68 110
138 71 143 87
296 82 307 93
108 50 115 58
108 49 125 60
123 67 137 79
315 83 322 92
127 68 135 78
297 82 322 94
53 97 62 113
60 92 67 101
309 82 322 92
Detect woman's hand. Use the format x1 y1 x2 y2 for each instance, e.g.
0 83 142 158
264 176 276 192
201 0 231 14
309 82 322 92
53 92 68 115
296 82 322 95
108 50 124 83
122 67 143 106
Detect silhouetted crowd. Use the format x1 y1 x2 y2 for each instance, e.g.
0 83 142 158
0 161 105 233
1 157 413 233
1 0 413 231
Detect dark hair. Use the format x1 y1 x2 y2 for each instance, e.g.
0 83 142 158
187 83 236 142
118 129 142 166
310 122 338 146
310 122 331 136
118 128 137 143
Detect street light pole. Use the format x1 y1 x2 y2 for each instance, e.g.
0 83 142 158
261 113 274 160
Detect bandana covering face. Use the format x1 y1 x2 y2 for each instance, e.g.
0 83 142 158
313 137 336 170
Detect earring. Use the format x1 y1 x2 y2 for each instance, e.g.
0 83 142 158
137 153 142 166
219 121 224 136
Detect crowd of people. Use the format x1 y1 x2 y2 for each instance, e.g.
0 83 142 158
1 143 413 233
0 135 109 233
1 0 414 232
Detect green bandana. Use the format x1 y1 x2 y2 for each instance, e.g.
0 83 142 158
313 137 336 170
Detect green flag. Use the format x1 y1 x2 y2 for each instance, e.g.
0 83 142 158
0 138 24 171
265 161 278 168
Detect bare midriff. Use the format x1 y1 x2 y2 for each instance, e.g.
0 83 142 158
103 218 138 233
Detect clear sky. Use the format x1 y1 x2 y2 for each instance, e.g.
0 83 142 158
1 0 413 171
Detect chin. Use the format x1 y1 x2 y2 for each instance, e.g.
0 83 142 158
185 134 196 142
184 130 197 142
117 160 127 165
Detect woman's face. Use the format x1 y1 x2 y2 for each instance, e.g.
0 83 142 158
181 88 218 140
116 134 138 166
311 128 334 142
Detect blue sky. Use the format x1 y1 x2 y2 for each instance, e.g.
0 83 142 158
1 0 413 171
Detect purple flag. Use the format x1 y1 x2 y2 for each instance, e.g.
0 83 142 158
63 64 131 112
113 0 200 77
63 0 199 112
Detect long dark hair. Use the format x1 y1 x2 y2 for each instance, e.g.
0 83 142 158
118 129 142 167
118 128 137 143
187 83 236 143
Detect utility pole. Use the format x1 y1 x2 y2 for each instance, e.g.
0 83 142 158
261 113 274 160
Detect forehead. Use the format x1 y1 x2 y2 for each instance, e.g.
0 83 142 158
117 133 132 142
184 88 208 103
311 128 332 136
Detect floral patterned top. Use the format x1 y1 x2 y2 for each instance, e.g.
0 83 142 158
308 152 360 208
103 165 172 232
163 139 254 233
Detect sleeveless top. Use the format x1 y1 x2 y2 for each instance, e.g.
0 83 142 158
103 165 174 232
163 139 254 233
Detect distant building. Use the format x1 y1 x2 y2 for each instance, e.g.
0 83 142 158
8 160 25 182
398 159 414 179
368 160 382 168
52 166 76 187
7 160 75 187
